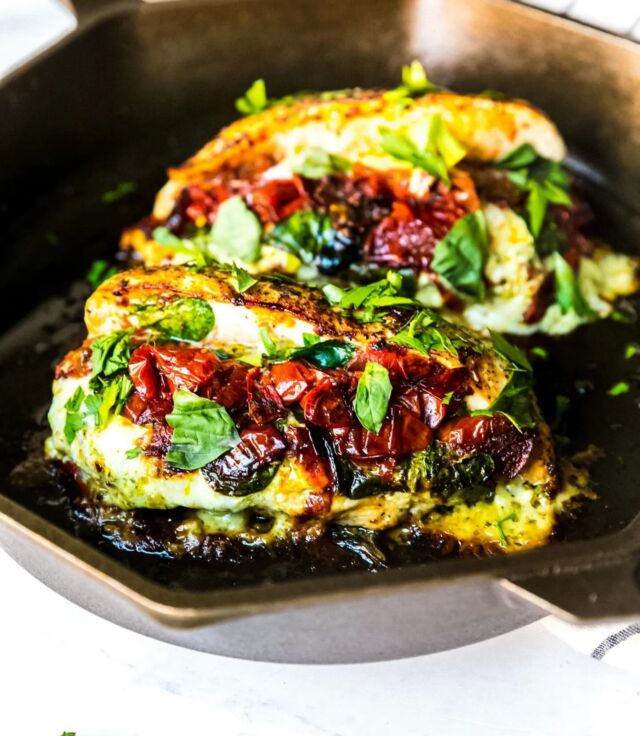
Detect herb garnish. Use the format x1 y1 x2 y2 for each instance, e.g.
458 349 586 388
552 252 593 318
490 330 532 372
231 263 257 293
496 511 517 545
126 447 142 459
266 210 340 266
135 297 215 342
431 211 488 299
63 386 87 444
471 371 535 431
235 78 269 115
210 196 262 263
625 343 640 360
390 309 463 357
165 389 240 470
530 346 549 360
380 114 466 186
354 362 393 434
496 143 571 237
384 60 440 102
86 259 117 289
284 339 355 369
293 147 352 179
323 271 415 322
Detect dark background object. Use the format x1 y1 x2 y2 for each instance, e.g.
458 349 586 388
1 0 640 662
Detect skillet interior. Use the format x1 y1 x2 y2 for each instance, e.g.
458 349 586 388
1 0 640 595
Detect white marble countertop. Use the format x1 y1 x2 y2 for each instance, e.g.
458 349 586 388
2 3 640 734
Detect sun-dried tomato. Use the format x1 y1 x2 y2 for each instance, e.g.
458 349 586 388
249 176 309 223
210 424 286 480
246 367 286 424
284 424 334 491
438 414 534 478
299 376 353 428
330 406 432 459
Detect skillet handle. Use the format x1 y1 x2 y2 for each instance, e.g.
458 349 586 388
501 552 640 620
63 0 143 28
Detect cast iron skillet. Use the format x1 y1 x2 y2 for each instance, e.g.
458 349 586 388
1 0 640 663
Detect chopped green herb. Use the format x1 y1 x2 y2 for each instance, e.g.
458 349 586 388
302 332 321 346
390 309 462 357
552 252 593 318
442 390 454 405
471 371 535 431
354 362 392 434
496 511 517 545
235 78 269 115
166 389 240 470
152 226 211 267
152 226 184 249
94 374 133 428
490 330 532 372
86 259 118 289
102 181 136 204
259 327 279 357
380 124 451 185
625 343 639 360
293 147 351 179
63 386 86 444
136 297 215 342
91 330 133 379
326 271 415 322
384 60 440 101
530 346 549 360
497 143 571 237
608 381 630 397
267 210 339 266
322 283 345 305
231 263 257 293
431 211 488 299
285 339 355 369
126 447 142 459
210 196 262 263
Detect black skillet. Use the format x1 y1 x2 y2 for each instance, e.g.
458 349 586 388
1 0 640 663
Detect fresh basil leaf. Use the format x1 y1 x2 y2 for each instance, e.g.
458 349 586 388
286 339 355 369
136 297 215 342
153 226 185 249
102 181 136 204
126 447 142 459
166 389 241 470
266 209 343 267
302 332 321 346
86 259 117 289
210 196 262 264
431 211 488 299
235 78 269 115
354 362 392 434
259 327 279 357
293 147 351 179
625 343 640 360
427 114 466 168
322 283 346 305
327 271 416 322
490 330 532 372
63 386 86 444
552 252 593 318
231 263 257 293
496 143 539 170
472 372 535 431
96 374 133 427
384 60 440 101
380 127 450 185
391 309 461 357
91 330 133 379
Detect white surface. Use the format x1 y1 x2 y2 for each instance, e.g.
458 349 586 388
2 2 640 735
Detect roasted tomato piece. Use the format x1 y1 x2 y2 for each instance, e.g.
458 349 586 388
249 176 309 223
202 424 286 496
397 386 447 429
331 406 432 459
165 184 229 233
299 376 353 428
269 360 322 404
284 424 334 494
246 367 286 424
438 414 534 478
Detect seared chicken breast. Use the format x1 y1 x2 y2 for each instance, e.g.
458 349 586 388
46 266 587 556
121 67 637 335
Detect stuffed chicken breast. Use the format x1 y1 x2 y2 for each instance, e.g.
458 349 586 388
46 265 588 559
121 64 637 336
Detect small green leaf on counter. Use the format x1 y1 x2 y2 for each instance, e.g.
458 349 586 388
608 381 630 397
496 511 517 546
625 343 640 360
231 263 257 293
354 362 392 434
102 181 137 204
166 389 240 470
432 211 488 300
235 78 269 115
293 147 352 179
86 259 118 289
